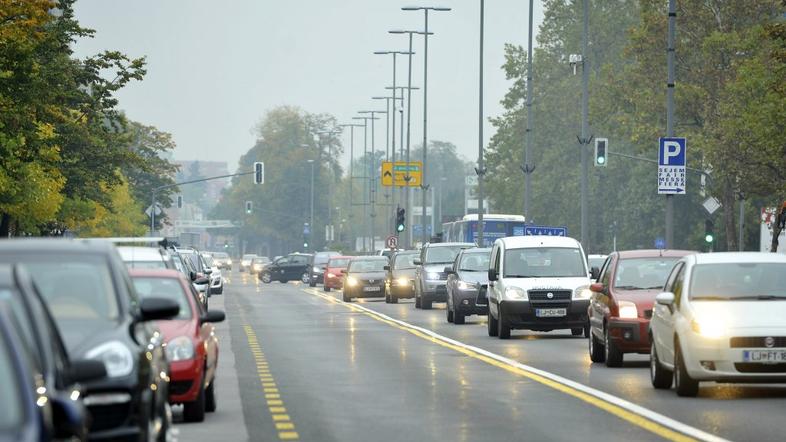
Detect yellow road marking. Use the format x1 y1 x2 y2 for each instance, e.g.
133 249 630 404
267 399 283 406
272 414 290 421
279 431 300 440
269 406 287 413
276 422 295 430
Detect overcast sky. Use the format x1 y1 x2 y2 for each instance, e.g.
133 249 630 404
73 1 544 171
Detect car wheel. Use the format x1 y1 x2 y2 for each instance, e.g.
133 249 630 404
674 340 699 397
324 286 331 292
650 340 673 389
422 297 432 310
261 273 272 284
301 273 310 284
497 311 511 339
309 278 316 288
487 309 499 337
571 328 584 336
342 291 351 302
183 377 206 422
589 328 606 363
454 311 465 325
415 294 422 309
205 379 217 412
385 291 392 304
604 326 623 367
446 301 454 323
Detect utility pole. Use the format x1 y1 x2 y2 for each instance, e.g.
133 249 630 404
579 0 590 252
522 0 535 221
665 0 676 248
477 0 486 246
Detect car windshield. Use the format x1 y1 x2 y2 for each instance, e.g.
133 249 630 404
0 332 24 430
588 257 606 269
243 255 256 260
425 246 466 264
132 277 192 319
253 258 270 264
614 257 679 290
504 247 586 278
348 260 387 273
459 253 490 272
314 253 338 265
202 255 215 267
394 253 419 270
690 263 786 300
214 252 229 259
328 258 351 268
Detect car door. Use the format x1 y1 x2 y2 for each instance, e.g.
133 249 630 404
488 244 502 317
589 255 613 337
272 256 291 280
652 262 685 366
191 285 218 379
446 254 460 301
288 255 309 281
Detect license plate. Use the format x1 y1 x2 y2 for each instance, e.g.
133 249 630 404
363 286 381 292
535 308 567 317
743 350 786 362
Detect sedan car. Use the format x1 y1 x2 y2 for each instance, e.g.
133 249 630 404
414 242 474 309
130 269 225 422
211 251 233 270
342 256 389 302
446 248 491 324
650 252 786 397
0 239 179 441
201 253 224 295
588 249 693 367
118 246 177 270
323 256 352 292
384 250 418 303
239 254 258 272
251 256 271 274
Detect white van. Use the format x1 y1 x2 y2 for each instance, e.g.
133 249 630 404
487 236 592 339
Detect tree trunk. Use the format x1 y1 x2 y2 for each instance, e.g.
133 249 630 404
721 180 738 252
0 214 10 238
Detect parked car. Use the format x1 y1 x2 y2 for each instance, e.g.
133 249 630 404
486 236 592 339
308 251 341 287
342 256 389 302
588 249 693 367
176 248 213 299
445 248 491 324
323 256 352 292
211 251 233 270
258 253 313 284
117 246 177 270
0 239 179 441
201 252 224 295
170 250 210 307
239 254 258 272
129 269 225 421
384 250 418 303
650 252 786 397
251 256 271 274
376 248 400 260
414 242 474 309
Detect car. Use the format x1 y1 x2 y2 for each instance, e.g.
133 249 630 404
201 252 224 295
0 239 179 441
384 250 418 303
177 248 213 298
251 256 271 274
308 251 341 287
117 246 177 270
376 248 400 260
587 254 608 281
649 252 786 397
170 250 210 307
342 256 389 302
414 242 474 309
445 248 491 324
323 256 352 292
587 249 693 367
129 269 225 421
486 236 592 339
211 251 233 270
258 253 313 284
239 254 258 272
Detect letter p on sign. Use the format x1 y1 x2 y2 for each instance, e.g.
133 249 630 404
658 137 686 166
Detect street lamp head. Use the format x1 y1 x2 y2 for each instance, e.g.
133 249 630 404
374 50 391 55
307 159 314 163
389 29 434 35
402 6 451 11
358 110 386 114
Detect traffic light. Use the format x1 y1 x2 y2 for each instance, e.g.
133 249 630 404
245 201 252 214
594 138 608 167
224 240 229 249
254 162 264 184
396 208 406 233
704 219 714 244
177 195 183 208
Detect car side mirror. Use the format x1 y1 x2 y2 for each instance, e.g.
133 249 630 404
590 282 605 294
67 359 107 384
201 310 226 324
189 271 197 281
488 268 498 281
51 393 88 439
444 266 455 275
383 265 391 271
590 266 600 280
203 268 213 275
138 297 179 321
413 259 422 266
655 292 675 313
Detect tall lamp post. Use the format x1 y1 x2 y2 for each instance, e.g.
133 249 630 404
401 6 451 245
317 128 341 246
338 123 364 250
373 94 404 233
358 110 386 252
307 159 315 250
477 0 486 245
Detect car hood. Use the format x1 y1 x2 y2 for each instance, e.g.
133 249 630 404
505 276 589 291
155 319 196 341
457 271 488 285
392 269 417 278
349 272 386 280
423 265 450 274
57 318 128 357
611 289 660 311
691 300 786 330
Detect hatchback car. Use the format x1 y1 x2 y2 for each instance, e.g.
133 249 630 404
414 242 474 309
342 257 389 302
259 253 313 284
130 269 225 421
118 246 177 270
308 251 341 287
588 250 693 367
384 250 418 303
446 248 491 324
201 253 224 295
650 252 786 397
211 251 233 270
323 256 352 292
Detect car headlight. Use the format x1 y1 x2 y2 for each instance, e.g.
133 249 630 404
426 272 440 280
504 286 528 300
396 277 411 286
618 301 638 319
691 318 725 338
165 336 195 361
457 281 476 291
572 285 592 300
85 341 133 378
327 272 336 278
313 266 321 273
347 277 358 287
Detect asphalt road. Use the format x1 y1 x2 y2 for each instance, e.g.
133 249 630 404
174 271 786 442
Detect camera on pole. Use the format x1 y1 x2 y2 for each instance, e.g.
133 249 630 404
254 162 264 184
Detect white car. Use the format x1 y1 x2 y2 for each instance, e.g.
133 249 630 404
201 253 224 295
650 252 786 397
486 236 592 339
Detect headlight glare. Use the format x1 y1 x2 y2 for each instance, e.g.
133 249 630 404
691 318 725 338
165 336 195 361
396 277 410 286
504 286 528 300
572 285 592 300
347 277 358 287
617 301 638 319
85 341 133 378
457 281 476 291
426 272 440 280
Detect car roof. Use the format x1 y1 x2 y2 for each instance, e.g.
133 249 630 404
425 242 474 248
117 246 167 261
128 268 184 278
327 255 353 261
616 249 694 259
351 256 388 261
0 237 119 254
691 252 786 265
498 236 580 248
462 247 491 254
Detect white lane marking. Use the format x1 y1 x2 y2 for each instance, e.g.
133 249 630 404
304 288 729 442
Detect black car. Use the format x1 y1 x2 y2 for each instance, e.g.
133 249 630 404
308 251 341 287
0 239 179 442
384 250 418 303
342 256 388 302
259 253 313 284
445 248 491 324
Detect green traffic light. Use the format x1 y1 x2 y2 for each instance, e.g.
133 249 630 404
396 224 405 233
303 242 308 248
704 234 714 243
597 156 606 165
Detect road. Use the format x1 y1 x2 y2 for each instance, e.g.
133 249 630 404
173 270 786 442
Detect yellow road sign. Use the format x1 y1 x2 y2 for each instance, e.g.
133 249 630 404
381 161 422 187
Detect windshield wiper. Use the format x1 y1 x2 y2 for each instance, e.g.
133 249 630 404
504 275 538 278
614 285 645 290
731 295 786 300
459 269 483 272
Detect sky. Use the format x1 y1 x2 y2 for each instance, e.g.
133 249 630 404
72 1 544 172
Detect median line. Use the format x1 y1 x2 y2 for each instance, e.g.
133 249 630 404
302 288 727 442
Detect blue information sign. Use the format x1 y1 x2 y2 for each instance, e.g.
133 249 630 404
524 226 568 237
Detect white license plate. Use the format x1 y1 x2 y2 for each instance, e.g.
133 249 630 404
363 286 381 292
535 308 567 317
743 350 786 362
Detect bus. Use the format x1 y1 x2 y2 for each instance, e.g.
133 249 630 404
442 214 527 246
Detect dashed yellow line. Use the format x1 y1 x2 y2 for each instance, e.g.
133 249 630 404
243 325 299 440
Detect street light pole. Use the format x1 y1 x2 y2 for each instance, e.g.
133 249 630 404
579 0 590 252
307 159 315 249
339 123 364 250
373 95 404 234
665 0 676 248
359 110 386 253
523 0 535 221
477 0 486 246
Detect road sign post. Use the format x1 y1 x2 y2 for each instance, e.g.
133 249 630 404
658 137 686 195
385 235 398 249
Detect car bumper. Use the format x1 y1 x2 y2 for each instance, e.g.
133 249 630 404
346 285 385 298
608 318 650 353
168 359 203 403
682 328 786 382
389 282 415 299
421 280 448 302
453 289 488 315
310 273 325 283
82 384 142 440
210 277 222 288
498 299 590 331
324 277 343 289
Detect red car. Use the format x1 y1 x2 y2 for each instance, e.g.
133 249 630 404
129 269 225 422
587 249 694 367
323 256 352 292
